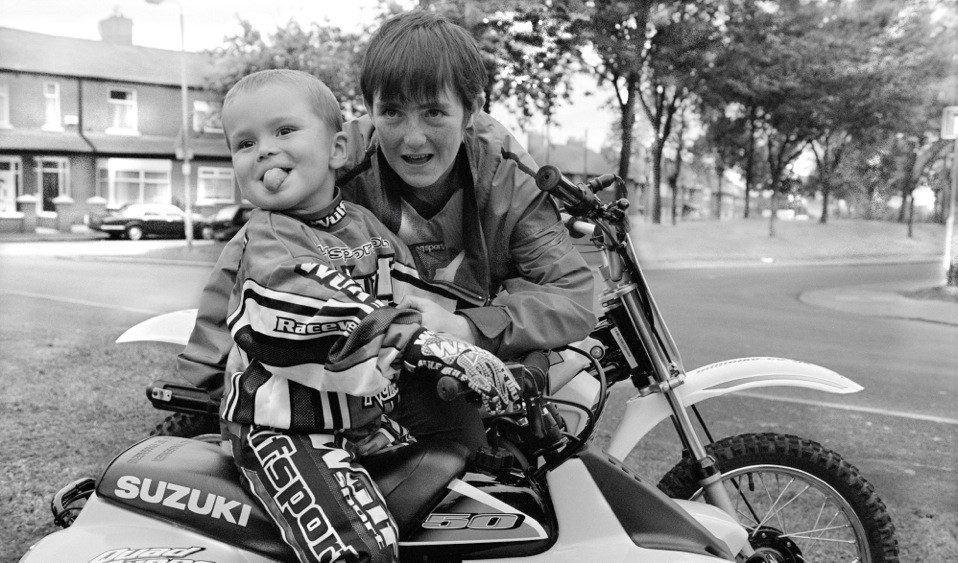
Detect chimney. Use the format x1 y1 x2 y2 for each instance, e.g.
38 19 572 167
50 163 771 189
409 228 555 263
99 7 133 45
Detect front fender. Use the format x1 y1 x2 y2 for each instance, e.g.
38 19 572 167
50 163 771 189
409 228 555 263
606 357 862 460
116 309 197 347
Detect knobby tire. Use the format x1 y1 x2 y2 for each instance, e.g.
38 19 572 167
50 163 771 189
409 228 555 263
658 432 898 562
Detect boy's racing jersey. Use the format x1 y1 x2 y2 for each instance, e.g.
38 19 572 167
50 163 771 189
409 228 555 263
221 194 443 433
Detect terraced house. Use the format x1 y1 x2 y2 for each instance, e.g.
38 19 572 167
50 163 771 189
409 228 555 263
0 12 235 233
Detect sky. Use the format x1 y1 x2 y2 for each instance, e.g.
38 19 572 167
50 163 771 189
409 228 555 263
0 0 617 152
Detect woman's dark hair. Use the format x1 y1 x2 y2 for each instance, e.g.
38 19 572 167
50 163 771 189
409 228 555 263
361 11 487 112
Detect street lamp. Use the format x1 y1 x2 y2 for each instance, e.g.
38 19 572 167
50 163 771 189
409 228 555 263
146 0 193 249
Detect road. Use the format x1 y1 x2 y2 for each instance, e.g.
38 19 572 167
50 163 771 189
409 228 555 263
1 241 955 559
2 242 953 421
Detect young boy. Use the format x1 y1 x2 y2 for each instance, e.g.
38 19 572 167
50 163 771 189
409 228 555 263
218 69 520 563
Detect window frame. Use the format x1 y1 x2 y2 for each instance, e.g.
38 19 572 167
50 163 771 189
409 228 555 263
196 166 235 204
193 100 224 134
106 88 138 135
0 156 23 213
97 158 172 206
0 84 10 129
42 82 63 132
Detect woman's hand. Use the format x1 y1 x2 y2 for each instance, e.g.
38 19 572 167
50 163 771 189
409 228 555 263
398 295 475 344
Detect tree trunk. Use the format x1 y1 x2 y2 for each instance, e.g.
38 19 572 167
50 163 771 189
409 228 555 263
616 82 637 202
715 170 724 220
865 183 876 220
744 107 756 219
898 183 909 223
907 190 915 238
768 191 778 238
651 139 664 224
819 183 830 224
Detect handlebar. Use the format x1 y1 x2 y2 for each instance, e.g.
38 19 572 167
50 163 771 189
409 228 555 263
435 350 551 403
535 165 604 216
535 165 630 229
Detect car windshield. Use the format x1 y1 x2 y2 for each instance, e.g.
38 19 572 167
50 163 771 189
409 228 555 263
118 204 182 218
214 206 239 221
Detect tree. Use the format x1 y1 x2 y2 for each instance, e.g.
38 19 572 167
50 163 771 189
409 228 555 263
580 1 653 200
582 1 724 219
808 0 953 224
206 19 365 116
406 0 588 122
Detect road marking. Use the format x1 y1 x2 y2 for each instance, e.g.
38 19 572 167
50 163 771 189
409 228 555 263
736 391 958 425
0 289 160 315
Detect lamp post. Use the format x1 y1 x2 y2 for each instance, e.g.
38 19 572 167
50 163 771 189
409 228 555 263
146 0 193 249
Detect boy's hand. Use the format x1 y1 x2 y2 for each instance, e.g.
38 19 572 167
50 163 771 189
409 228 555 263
398 296 475 344
404 329 520 416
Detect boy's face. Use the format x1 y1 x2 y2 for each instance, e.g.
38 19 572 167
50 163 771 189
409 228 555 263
223 82 346 214
370 86 477 189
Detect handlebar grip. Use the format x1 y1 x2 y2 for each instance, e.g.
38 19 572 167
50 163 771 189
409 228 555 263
586 174 617 192
535 165 602 216
436 375 470 402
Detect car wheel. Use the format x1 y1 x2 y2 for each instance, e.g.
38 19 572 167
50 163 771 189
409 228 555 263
126 225 144 241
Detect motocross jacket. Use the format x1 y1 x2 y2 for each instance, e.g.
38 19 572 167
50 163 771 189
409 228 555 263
175 112 596 394
221 194 440 433
338 111 597 358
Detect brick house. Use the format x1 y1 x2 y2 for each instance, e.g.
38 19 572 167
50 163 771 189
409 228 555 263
0 13 236 233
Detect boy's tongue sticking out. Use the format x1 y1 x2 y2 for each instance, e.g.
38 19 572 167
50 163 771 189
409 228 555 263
263 168 288 191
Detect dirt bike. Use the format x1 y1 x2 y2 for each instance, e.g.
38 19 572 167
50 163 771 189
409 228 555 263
21 166 898 562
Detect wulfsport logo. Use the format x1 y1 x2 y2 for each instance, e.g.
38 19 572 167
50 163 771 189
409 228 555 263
317 237 391 261
308 201 348 228
89 547 211 563
113 476 253 527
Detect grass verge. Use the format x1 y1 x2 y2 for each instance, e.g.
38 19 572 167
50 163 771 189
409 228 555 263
4 330 955 560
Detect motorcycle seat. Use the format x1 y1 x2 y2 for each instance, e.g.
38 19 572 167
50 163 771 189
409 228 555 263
97 436 469 559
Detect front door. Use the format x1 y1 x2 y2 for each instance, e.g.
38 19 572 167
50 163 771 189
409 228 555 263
0 167 15 213
41 171 59 212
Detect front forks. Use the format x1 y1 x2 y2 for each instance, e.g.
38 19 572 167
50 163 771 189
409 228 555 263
601 241 755 558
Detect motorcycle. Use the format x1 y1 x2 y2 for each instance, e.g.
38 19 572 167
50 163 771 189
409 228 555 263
21 166 898 562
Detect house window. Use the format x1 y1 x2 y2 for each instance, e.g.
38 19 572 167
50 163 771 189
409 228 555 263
43 82 63 131
107 89 138 134
0 157 23 213
197 167 234 203
97 158 171 206
0 84 10 128
193 101 224 134
36 157 70 212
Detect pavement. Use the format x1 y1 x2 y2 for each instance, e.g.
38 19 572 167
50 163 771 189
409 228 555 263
799 280 958 327
4 227 958 327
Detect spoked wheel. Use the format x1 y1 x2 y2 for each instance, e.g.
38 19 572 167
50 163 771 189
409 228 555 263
150 412 221 444
658 433 898 562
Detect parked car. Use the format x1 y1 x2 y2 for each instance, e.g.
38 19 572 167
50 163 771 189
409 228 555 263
209 203 254 241
89 203 212 241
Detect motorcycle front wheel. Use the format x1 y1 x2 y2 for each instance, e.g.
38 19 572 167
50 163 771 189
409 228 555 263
150 412 222 444
658 432 898 563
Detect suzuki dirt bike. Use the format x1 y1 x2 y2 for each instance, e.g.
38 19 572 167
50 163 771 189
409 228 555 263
22 166 897 562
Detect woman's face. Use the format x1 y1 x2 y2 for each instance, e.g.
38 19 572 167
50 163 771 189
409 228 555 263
371 87 473 189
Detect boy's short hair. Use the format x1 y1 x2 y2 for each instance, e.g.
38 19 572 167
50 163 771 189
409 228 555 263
223 69 344 133
361 11 486 113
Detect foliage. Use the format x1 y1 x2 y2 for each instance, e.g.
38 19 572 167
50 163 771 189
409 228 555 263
205 19 365 116
386 0 587 121
580 1 724 215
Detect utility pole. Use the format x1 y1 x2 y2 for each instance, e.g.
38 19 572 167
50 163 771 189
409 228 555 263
941 106 957 287
147 0 193 249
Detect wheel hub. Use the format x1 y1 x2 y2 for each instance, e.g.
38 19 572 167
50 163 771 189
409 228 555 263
749 526 804 563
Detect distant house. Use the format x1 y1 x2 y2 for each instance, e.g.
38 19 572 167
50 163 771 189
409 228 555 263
0 12 233 233
525 132 648 212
